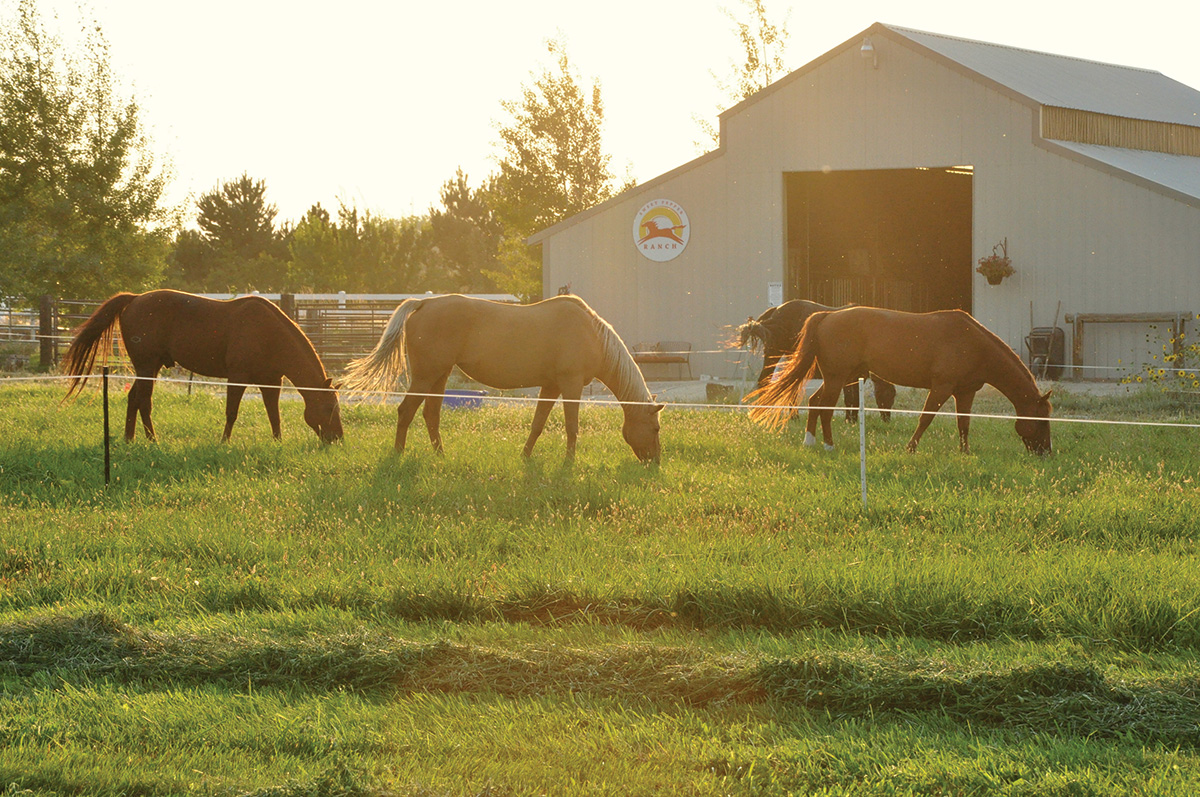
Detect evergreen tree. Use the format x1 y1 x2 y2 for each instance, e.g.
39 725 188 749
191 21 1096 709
193 173 286 291
429 168 500 293
286 204 343 292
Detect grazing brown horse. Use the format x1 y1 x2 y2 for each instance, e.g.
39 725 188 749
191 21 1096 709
342 294 663 462
62 290 343 443
749 307 1052 454
736 299 896 421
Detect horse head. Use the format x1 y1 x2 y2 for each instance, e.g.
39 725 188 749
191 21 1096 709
303 378 344 443
1015 389 1052 455
622 400 663 463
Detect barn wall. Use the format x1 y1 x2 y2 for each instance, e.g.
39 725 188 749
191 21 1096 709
541 28 1200 381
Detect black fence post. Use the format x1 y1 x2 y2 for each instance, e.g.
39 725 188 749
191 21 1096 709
279 293 296 320
39 294 55 370
103 366 111 486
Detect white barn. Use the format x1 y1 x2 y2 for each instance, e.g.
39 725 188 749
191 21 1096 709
530 23 1200 381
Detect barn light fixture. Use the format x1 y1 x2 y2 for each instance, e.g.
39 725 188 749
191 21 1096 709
860 37 878 69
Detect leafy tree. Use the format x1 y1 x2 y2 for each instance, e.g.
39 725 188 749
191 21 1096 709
486 38 627 300
192 173 286 291
162 228 209 289
429 168 500 293
695 0 791 149
0 0 175 304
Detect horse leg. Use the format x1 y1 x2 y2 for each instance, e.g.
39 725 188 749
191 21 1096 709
138 377 158 441
561 387 582 461
805 380 841 451
842 382 859 423
125 371 157 441
421 375 450 454
223 383 247 441
756 352 782 389
523 385 561 458
906 385 953 452
261 383 282 439
873 378 896 422
953 390 977 454
124 385 140 441
393 395 424 452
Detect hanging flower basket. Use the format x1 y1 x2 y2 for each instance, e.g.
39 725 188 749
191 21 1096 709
977 238 1014 285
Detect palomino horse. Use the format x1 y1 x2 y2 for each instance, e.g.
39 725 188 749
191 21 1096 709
62 290 343 443
342 294 663 462
736 299 896 421
749 307 1052 454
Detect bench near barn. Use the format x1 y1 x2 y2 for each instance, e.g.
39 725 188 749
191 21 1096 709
632 341 693 380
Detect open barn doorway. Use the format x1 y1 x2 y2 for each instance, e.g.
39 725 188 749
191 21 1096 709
785 167 973 312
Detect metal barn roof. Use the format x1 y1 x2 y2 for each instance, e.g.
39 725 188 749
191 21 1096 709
886 24 1200 127
1053 141 1200 201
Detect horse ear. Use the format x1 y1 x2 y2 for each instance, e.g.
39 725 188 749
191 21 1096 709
653 403 665 413
1041 389 1053 401
323 377 334 388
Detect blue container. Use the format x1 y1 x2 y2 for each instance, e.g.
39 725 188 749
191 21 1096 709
442 389 487 409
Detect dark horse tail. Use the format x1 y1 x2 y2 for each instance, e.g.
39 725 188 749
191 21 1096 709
747 311 828 429
60 292 138 400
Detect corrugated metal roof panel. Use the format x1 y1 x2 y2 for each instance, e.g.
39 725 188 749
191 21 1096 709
887 25 1200 127
1050 141 1200 201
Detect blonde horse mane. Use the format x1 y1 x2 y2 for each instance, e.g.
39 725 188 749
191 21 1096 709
580 299 654 404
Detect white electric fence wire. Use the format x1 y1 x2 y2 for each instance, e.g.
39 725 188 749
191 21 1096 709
5 372 1200 431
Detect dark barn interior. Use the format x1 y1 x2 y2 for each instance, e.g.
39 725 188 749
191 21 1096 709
785 167 974 313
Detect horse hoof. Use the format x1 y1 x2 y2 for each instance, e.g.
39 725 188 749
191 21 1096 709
824 443 835 452
803 431 817 447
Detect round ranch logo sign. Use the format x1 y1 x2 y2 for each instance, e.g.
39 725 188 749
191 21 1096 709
633 199 689 262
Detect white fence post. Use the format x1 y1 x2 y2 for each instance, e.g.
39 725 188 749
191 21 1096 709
859 377 867 510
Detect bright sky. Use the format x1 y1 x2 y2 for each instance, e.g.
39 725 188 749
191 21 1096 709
13 0 1200 224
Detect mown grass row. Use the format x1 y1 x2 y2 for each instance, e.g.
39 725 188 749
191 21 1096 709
4 610 1200 748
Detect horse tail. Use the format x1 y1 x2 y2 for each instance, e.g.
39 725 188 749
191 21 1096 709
60 293 139 401
341 297 425 396
747 311 828 429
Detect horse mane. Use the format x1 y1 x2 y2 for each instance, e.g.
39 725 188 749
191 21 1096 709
956 311 1049 409
735 318 769 353
559 294 652 404
959 311 1039 379
238 295 330 380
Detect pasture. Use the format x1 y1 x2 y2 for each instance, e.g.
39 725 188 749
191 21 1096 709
2 378 1200 795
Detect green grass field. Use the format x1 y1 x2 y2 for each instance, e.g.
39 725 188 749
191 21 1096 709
2 377 1200 795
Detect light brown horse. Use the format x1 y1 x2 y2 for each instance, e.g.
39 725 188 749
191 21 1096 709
342 294 663 462
749 307 1052 454
62 290 343 443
